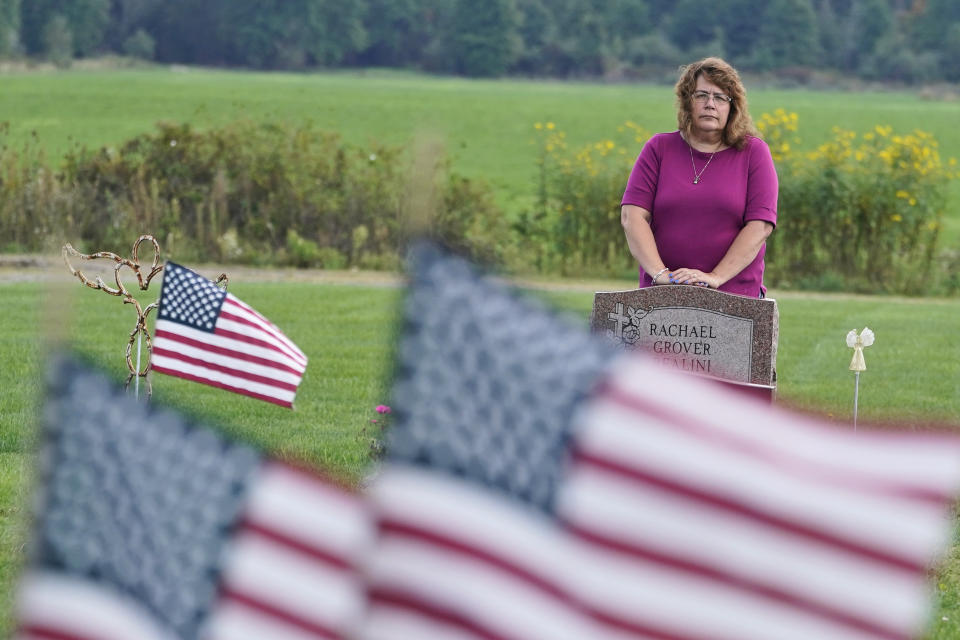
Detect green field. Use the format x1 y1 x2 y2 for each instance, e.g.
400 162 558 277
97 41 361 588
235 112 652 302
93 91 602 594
2 276 960 637
2 67 959 248
2 68 960 637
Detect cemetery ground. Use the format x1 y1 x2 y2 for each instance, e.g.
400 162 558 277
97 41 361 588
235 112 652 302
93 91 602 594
2 266 960 638
2 67 960 636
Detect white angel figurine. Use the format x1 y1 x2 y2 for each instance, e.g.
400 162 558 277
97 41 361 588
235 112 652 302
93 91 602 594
846 327 875 371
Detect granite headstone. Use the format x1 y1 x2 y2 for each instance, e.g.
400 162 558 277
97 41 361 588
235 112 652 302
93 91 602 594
590 286 778 389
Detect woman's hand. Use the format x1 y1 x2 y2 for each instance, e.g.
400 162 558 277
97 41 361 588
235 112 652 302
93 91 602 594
667 268 723 289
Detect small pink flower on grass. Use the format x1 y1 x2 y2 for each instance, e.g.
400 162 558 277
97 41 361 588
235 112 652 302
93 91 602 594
375 405 392 415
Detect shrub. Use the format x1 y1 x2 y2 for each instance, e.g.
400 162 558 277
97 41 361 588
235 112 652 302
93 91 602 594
42 14 72 68
0 119 507 271
762 111 958 293
122 29 156 61
529 120 650 276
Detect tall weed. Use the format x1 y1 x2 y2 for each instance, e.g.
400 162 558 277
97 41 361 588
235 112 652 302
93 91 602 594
0 120 508 269
760 110 958 294
526 120 649 277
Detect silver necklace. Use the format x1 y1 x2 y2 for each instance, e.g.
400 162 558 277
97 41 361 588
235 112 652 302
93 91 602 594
689 144 718 184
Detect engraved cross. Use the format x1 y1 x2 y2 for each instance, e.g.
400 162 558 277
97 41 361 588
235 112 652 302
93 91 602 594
607 302 630 339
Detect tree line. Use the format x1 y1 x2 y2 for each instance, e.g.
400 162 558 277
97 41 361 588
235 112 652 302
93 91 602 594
1 0 959 83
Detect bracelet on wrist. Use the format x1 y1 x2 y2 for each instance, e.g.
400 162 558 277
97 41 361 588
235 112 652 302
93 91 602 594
650 267 669 285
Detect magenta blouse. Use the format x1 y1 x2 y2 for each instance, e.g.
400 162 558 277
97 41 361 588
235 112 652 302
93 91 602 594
621 131 778 297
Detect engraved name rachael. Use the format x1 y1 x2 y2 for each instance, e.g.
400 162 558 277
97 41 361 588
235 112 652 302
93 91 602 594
647 323 716 371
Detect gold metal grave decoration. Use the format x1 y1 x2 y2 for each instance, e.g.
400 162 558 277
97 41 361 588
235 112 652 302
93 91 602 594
62 235 227 399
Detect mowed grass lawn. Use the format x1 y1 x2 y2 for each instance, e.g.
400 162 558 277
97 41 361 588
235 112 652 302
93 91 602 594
2 275 960 637
1 67 960 247
2 68 959 635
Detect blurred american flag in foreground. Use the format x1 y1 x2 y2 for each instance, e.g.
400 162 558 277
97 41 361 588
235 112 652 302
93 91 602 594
16 242 960 640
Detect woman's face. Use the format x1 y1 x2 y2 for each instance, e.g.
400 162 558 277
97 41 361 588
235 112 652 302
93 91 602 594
690 75 731 138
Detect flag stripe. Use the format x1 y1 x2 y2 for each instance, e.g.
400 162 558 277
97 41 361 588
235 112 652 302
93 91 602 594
571 449 925 575
376 511 889 640
153 347 299 392
562 464 927 632
206 602 336 640
219 308 305 367
224 297 307 364
242 519 355 572
219 533 362 635
244 463 372 561
578 394 953 569
154 323 305 375
153 328 304 379
369 587 511 640
220 587 339 639
600 360 960 493
566 521 906 640
380 518 572 604
17 627 102 640
16 572 171 640
361 608 487 640
151 362 294 407
206 462 370 640
374 503 720 640
597 381 956 506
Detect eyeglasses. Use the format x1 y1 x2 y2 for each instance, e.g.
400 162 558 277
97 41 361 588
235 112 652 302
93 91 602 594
692 90 732 105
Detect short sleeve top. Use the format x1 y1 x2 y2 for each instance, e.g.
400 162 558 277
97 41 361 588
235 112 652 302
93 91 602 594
621 131 778 297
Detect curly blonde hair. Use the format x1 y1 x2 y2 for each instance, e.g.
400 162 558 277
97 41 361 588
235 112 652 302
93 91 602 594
675 57 758 150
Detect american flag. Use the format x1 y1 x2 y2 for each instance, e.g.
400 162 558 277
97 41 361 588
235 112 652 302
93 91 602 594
151 262 307 408
362 242 960 640
17 244 960 640
17 355 369 640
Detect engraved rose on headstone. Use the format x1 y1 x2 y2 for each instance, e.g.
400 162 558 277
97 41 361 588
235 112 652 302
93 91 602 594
605 302 649 347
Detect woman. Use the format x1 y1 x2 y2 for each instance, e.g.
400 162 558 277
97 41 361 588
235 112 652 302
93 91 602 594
620 57 778 298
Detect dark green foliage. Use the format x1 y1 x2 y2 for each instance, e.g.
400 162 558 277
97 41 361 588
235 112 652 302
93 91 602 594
754 0 819 69
942 23 960 83
218 0 366 69
359 0 421 67
104 0 155 50
848 0 894 71
451 0 518 77
146 0 222 65
859 31 938 84
121 27 153 60
668 0 721 53
3 0 960 82
910 0 960 51
0 0 19 55
20 0 109 57
718 0 767 62
815 0 844 68
40 14 71 66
